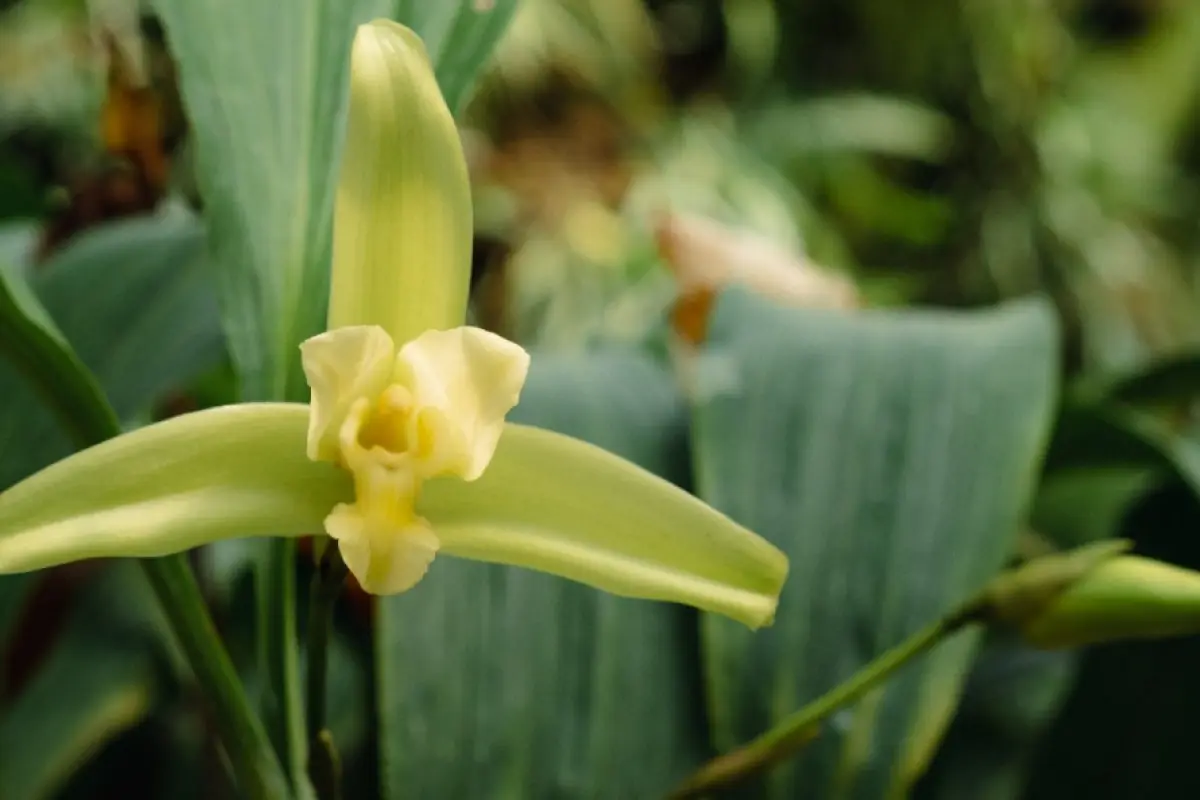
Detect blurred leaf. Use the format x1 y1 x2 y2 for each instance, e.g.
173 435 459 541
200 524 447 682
1096 350 1200 408
377 348 712 799
0 222 36 269
0 573 35 672
693 290 1058 797
0 154 41 220
1041 399 1167 473
0 566 164 800
1023 483 1200 799
754 94 956 163
0 254 117 448
1032 466 1160 548
153 0 516 400
150 0 390 400
914 631 1077 800
478 0 657 108
393 0 521 112
0 211 224 489
1036 351 1200 542
1041 394 1200 504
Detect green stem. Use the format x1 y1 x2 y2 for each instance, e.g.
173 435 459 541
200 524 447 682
305 543 348 800
260 538 309 794
305 544 347 738
669 602 983 799
143 557 293 800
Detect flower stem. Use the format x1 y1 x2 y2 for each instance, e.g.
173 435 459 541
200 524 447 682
305 542 348 800
143 556 293 800
260 538 309 794
669 601 985 799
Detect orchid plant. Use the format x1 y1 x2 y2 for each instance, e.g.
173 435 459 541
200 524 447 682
0 19 786 796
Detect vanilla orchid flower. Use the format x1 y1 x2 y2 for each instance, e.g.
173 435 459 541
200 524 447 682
0 21 786 628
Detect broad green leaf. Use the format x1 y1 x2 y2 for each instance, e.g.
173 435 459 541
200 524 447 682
0 404 348 574
693 290 1058 798
0 566 163 800
0 257 116 448
392 0 521 112
1041 396 1200 515
150 0 394 401
1031 466 1160 548
0 212 224 489
377 349 711 799
1099 350 1200 407
151 1 514 400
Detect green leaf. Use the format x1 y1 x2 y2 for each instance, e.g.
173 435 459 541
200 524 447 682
150 0 392 401
1099 351 1200 408
1031 465 1160 548
0 257 117 449
0 212 225 489
0 404 349 574
692 290 1058 797
0 566 163 800
1042 397 1200 511
377 349 712 799
392 0 521 112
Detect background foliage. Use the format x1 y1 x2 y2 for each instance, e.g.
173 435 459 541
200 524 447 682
2 0 1200 798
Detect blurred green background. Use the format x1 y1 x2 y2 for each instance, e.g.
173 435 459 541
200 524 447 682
3 0 1200 798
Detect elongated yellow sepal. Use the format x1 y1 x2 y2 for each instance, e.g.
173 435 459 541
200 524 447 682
328 20 473 342
420 423 789 628
0 404 349 573
0 410 787 630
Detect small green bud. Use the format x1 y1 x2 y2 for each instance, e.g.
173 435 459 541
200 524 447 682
981 540 1200 649
1023 556 1200 648
982 540 1130 629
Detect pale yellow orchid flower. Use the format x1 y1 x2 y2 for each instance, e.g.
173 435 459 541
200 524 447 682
0 21 786 628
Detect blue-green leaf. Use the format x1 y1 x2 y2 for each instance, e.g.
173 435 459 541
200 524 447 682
0 212 223 490
393 0 521 112
0 566 163 800
150 0 393 401
693 290 1058 797
377 349 713 799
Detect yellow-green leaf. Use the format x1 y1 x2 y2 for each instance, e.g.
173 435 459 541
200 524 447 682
693 290 1058 797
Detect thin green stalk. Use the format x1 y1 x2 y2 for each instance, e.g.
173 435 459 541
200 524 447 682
0 267 291 799
306 543 347 737
143 557 293 800
260 538 309 794
306 543 348 800
669 602 984 799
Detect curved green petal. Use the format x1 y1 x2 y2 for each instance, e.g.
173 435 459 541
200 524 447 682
420 423 789 628
0 404 350 573
328 20 472 342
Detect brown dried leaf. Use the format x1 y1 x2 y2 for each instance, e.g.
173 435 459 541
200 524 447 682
655 212 859 344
